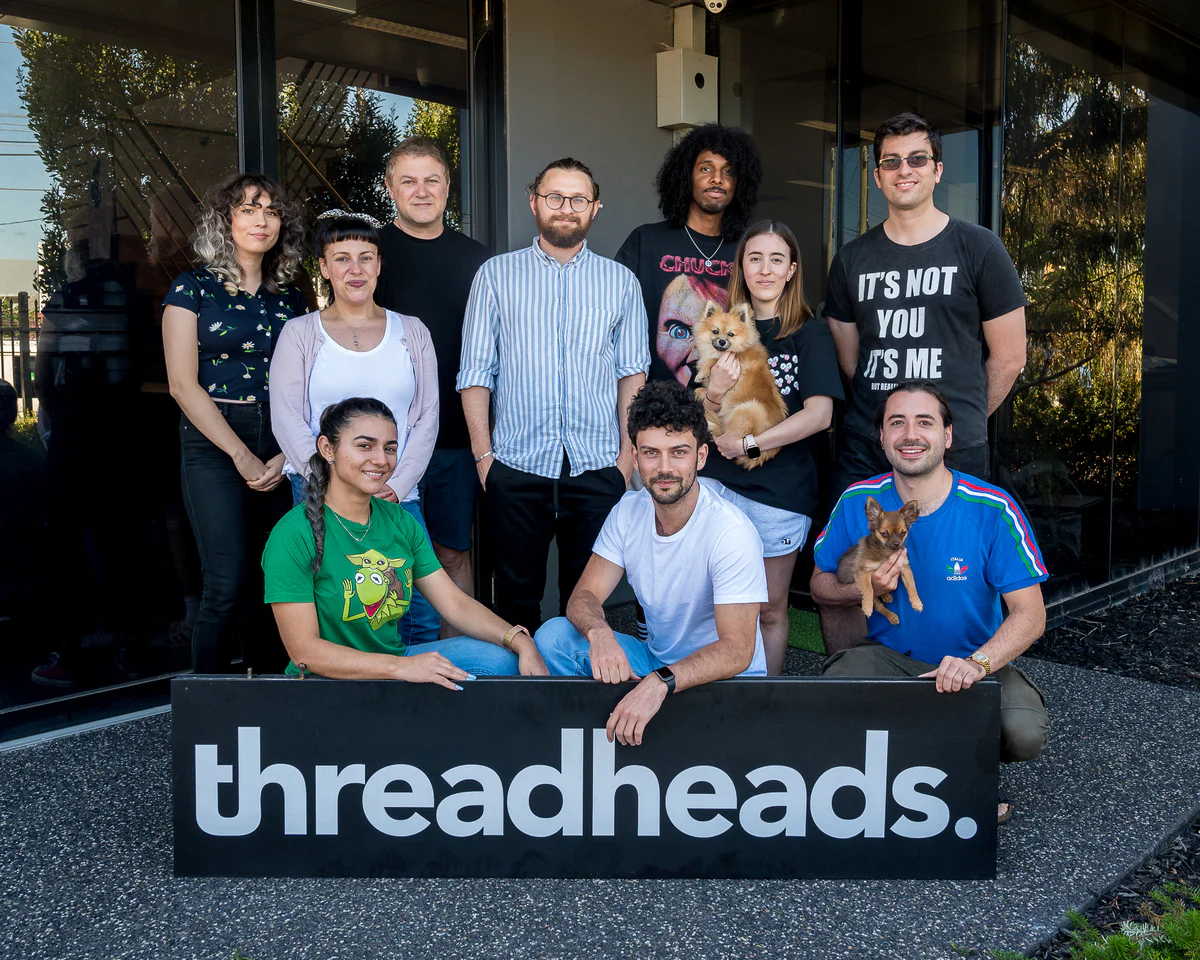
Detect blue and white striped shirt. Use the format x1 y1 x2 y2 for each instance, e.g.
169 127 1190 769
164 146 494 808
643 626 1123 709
457 238 650 479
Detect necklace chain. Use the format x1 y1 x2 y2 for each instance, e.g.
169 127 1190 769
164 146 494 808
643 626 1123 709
330 503 373 542
684 226 724 266
326 306 379 350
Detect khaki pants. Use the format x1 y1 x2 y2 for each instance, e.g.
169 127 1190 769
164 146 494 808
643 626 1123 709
823 642 1049 764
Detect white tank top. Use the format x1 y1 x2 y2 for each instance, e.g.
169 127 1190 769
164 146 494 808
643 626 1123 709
307 311 418 501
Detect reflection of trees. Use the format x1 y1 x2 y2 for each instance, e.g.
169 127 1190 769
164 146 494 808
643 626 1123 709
1003 40 1145 498
403 100 461 230
14 30 239 293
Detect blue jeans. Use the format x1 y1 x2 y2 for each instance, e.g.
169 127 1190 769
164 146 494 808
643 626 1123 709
289 474 440 645
534 616 665 677
404 635 518 676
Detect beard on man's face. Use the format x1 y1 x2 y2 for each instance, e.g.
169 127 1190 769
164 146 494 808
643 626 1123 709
693 190 732 216
538 212 590 249
646 469 696 506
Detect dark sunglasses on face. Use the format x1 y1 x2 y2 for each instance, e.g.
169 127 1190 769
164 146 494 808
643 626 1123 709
878 153 937 171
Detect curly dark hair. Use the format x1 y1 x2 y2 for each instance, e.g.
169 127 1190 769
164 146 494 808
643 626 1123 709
626 379 711 448
654 124 762 240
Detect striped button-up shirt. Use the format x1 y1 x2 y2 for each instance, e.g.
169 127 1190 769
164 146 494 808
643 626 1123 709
457 238 650 479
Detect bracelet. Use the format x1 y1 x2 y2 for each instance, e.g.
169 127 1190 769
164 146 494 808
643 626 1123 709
502 624 530 652
475 450 494 464
704 392 720 406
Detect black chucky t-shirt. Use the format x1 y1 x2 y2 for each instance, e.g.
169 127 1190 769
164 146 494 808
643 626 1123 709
696 316 844 517
374 223 490 449
615 220 734 387
822 217 1026 448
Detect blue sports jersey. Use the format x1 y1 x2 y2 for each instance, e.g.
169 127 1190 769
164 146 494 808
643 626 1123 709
813 471 1048 663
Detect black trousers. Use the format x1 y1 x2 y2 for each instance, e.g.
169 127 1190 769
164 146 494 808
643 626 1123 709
180 403 291 674
486 455 626 632
828 428 989 510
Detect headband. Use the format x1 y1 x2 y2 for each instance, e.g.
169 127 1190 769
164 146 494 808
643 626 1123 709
315 208 383 228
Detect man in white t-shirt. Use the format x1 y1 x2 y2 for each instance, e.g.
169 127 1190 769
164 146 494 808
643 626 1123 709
534 380 767 746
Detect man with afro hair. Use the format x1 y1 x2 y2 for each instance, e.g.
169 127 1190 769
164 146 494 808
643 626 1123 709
534 380 768 747
616 124 763 388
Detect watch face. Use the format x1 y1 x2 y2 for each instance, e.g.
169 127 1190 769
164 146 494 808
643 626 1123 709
747 444 761 459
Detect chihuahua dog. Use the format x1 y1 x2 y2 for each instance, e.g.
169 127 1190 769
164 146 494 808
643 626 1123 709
692 301 789 469
836 496 923 625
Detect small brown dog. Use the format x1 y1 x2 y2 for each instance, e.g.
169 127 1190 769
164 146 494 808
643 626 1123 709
692 301 789 469
836 496 923 625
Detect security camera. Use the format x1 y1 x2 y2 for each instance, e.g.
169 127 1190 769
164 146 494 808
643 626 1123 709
704 0 728 12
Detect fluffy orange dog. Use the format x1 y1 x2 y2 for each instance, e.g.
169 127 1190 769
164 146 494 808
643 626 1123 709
693 301 789 469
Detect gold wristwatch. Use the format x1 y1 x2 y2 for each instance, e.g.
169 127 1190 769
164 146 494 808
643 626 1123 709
968 651 992 675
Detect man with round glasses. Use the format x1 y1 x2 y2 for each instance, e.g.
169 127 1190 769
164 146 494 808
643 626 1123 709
458 158 649 632
820 112 1029 653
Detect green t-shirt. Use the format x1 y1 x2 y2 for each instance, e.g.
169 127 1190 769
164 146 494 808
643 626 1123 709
262 499 441 674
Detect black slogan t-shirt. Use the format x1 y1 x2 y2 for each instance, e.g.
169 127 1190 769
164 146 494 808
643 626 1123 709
697 316 844 517
615 221 734 386
823 217 1026 448
374 224 490 449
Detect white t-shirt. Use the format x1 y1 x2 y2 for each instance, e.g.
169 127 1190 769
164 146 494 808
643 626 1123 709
592 483 768 675
307 311 418 501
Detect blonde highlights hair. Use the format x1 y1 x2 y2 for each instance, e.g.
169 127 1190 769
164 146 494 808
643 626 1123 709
191 174 306 296
727 220 811 339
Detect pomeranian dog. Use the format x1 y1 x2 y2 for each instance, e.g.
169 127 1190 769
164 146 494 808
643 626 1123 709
836 496 923 625
692 301 789 469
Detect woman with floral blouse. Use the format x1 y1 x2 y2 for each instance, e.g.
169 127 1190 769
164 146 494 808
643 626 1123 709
162 173 309 674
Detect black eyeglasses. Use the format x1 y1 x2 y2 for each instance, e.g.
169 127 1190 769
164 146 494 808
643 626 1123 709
534 192 596 212
877 153 937 171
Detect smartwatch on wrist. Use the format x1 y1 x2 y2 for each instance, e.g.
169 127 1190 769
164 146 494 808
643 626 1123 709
744 435 761 460
653 665 676 694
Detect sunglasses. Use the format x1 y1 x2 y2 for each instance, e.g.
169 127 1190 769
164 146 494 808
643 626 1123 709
877 154 937 171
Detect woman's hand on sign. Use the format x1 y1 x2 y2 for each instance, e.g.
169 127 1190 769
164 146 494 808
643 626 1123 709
606 675 669 747
397 651 471 691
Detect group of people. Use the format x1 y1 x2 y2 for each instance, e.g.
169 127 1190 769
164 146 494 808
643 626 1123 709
136 112 1048 823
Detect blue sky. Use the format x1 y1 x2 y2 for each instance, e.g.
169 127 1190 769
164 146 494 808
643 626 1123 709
0 27 53 263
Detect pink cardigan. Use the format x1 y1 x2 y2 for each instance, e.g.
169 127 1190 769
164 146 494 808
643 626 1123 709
270 309 439 500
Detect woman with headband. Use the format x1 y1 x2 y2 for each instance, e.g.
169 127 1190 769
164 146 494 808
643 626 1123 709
270 209 441 645
162 173 309 674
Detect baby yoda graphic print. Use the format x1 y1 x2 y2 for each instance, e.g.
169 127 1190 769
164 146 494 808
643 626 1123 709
341 549 413 630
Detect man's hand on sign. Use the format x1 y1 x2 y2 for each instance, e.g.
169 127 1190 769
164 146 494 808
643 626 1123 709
870 548 906 596
919 655 987 693
606 674 668 747
590 630 636 684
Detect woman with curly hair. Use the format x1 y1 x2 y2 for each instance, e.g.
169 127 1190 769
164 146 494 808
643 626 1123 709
617 123 763 385
162 173 310 674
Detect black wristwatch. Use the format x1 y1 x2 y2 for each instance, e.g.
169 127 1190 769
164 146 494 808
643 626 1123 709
653 665 676 694
744 434 761 460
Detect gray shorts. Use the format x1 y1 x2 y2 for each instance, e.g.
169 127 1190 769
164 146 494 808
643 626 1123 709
700 478 811 558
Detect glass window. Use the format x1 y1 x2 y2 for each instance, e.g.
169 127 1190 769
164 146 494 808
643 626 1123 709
275 0 470 235
0 1 237 707
998 10 1200 602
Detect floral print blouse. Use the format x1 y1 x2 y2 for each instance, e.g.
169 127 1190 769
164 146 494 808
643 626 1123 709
163 268 308 401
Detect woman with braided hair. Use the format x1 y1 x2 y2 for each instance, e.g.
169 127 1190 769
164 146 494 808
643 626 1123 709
262 397 549 683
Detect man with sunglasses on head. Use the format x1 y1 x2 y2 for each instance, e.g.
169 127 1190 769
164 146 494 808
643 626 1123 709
824 113 1027 515
458 159 649 633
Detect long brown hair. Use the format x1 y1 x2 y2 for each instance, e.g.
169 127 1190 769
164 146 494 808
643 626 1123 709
726 220 811 339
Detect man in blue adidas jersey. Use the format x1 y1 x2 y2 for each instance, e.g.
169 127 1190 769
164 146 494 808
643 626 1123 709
811 380 1049 818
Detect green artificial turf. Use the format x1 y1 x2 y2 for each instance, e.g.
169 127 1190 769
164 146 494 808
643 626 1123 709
787 607 826 654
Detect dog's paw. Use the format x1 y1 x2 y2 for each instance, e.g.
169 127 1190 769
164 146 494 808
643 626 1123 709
860 600 874 618
910 597 924 613
879 592 893 604
883 609 900 626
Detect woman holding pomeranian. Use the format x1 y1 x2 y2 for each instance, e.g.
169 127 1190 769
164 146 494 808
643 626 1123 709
697 221 843 675
262 397 549 682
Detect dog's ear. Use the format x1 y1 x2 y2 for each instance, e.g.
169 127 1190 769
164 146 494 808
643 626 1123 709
702 300 721 321
733 302 754 326
900 499 920 525
865 496 883 523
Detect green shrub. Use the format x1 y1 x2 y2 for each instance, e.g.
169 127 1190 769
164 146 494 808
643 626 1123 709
8 413 43 451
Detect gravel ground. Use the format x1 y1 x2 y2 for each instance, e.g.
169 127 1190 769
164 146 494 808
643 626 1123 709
1025 579 1200 692
1023 814 1200 959
1002 578 1200 957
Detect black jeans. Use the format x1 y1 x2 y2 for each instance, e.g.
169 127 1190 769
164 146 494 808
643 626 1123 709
486 455 626 632
180 403 291 674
